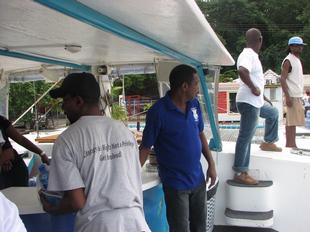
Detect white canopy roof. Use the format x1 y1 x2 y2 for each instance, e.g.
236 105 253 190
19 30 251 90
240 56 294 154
0 0 234 74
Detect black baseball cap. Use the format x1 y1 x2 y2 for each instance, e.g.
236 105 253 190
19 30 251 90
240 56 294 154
49 72 100 100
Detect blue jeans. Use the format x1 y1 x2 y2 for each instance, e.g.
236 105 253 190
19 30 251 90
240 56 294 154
233 102 260 172
260 102 279 143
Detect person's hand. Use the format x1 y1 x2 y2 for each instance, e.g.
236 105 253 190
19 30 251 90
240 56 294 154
0 148 15 166
251 86 261 96
40 153 50 165
39 189 56 214
206 163 217 188
286 96 293 107
1 160 13 172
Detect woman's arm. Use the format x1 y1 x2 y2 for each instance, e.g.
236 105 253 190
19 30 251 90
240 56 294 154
6 125 49 164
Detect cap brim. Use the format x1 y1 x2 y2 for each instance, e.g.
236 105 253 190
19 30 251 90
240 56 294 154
49 87 65 99
289 43 307 46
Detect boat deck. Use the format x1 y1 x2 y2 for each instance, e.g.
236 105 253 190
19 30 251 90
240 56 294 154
206 122 310 150
210 123 310 232
213 225 278 232
8 122 310 232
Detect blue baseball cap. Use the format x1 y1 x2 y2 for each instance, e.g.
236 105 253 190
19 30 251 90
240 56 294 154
288 36 307 46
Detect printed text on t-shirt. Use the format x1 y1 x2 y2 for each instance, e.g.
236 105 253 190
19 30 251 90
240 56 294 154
83 140 135 161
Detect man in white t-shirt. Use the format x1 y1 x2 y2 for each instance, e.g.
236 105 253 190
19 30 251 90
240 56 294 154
39 73 150 232
233 28 264 185
280 36 307 148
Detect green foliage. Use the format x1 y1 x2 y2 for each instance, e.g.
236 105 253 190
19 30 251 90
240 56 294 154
111 86 123 99
111 74 159 100
143 102 153 112
220 70 238 82
197 0 310 73
111 103 127 121
9 81 60 126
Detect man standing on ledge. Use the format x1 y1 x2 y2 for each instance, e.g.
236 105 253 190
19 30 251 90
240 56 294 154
39 73 150 232
280 36 307 148
233 28 265 185
140 64 217 232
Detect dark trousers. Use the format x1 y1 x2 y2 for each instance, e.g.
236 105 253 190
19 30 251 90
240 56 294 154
0 151 29 190
163 182 206 232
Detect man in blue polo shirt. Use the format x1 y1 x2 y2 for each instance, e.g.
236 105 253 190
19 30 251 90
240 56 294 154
140 64 217 232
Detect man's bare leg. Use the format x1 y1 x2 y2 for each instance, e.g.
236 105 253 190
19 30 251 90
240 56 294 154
286 126 297 148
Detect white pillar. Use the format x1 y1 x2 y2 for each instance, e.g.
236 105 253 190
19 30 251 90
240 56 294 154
0 71 9 117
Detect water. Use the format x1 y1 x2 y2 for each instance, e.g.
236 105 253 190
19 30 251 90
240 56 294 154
305 110 310 129
38 164 49 190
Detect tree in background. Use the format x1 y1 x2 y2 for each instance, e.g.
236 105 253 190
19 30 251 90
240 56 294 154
110 74 159 121
9 81 60 128
111 74 159 100
197 0 310 79
8 74 158 127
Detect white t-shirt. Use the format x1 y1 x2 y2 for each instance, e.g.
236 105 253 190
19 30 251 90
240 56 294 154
236 48 265 108
282 53 304 97
48 116 150 232
0 192 27 232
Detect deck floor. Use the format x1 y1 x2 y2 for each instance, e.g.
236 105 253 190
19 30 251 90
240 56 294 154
206 123 310 149
206 126 265 142
213 225 278 232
